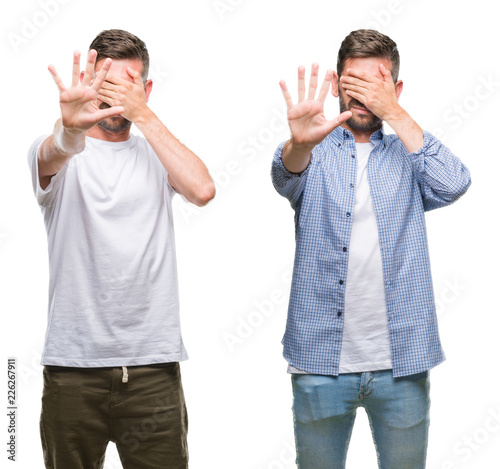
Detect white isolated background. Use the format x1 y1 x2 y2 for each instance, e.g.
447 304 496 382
0 0 498 468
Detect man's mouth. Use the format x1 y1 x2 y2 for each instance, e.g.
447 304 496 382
351 106 372 115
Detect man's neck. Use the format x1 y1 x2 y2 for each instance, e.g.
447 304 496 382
341 123 382 143
86 126 131 142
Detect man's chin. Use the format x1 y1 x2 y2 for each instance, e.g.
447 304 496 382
97 117 132 133
346 114 382 133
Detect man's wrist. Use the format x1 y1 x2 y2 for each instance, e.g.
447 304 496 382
383 106 408 126
288 138 315 153
132 106 155 127
56 121 85 154
282 139 314 174
384 108 424 153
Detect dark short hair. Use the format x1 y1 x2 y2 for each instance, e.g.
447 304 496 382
337 29 399 82
89 29 149 80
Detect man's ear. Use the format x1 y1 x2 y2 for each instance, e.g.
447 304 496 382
394 79 403 101
331 71 340 98
144 79 153 104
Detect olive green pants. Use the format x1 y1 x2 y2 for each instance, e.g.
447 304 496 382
40 362 188 468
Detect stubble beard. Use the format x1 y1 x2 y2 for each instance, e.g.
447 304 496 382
339 90 382 133
98 103 132 133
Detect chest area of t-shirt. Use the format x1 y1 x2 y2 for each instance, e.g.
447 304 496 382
68 153 166 213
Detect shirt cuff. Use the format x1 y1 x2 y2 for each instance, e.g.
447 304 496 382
272 140 312 188
407 130 438 159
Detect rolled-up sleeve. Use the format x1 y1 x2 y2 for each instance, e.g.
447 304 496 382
409 131 471 211
271 140 314 208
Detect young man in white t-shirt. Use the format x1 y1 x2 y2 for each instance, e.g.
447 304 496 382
28 29 215 469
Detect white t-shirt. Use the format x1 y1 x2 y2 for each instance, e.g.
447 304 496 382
338 141 392 373
288 141 392 375
28 134 188 367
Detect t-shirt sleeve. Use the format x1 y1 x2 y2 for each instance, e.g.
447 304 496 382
27 134 70 207
142 137 185 200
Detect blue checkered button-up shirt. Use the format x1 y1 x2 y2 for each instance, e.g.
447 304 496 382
271 126 471 377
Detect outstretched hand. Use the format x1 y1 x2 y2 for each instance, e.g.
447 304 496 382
48 50 124 133
280 63 352 149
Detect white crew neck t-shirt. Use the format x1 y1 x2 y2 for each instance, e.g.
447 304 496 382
28 134 188 367
288 140 392 375
338 141 392 373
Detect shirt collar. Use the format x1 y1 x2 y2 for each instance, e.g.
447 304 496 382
329 125 386 148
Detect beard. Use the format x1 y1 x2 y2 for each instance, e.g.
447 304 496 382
339 91 382 132
97 102 132 133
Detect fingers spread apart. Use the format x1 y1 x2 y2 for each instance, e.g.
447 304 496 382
49 50 113 94
71 51 81 87
81 49 97 87
48 64 66 92
280 64 334 109
307 63 319 100
279 80 293 110
91 58 113 91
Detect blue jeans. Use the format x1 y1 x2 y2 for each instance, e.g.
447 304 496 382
291 370 430 469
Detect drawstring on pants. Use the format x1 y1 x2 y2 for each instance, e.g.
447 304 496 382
122 366 129 383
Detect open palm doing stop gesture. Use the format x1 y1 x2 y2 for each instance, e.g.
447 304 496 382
48 49 124 133
280 63 352 150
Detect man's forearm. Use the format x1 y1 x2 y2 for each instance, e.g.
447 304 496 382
282 139 314 173
385 109 424 154
38 119 86 190
134 109 215 206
